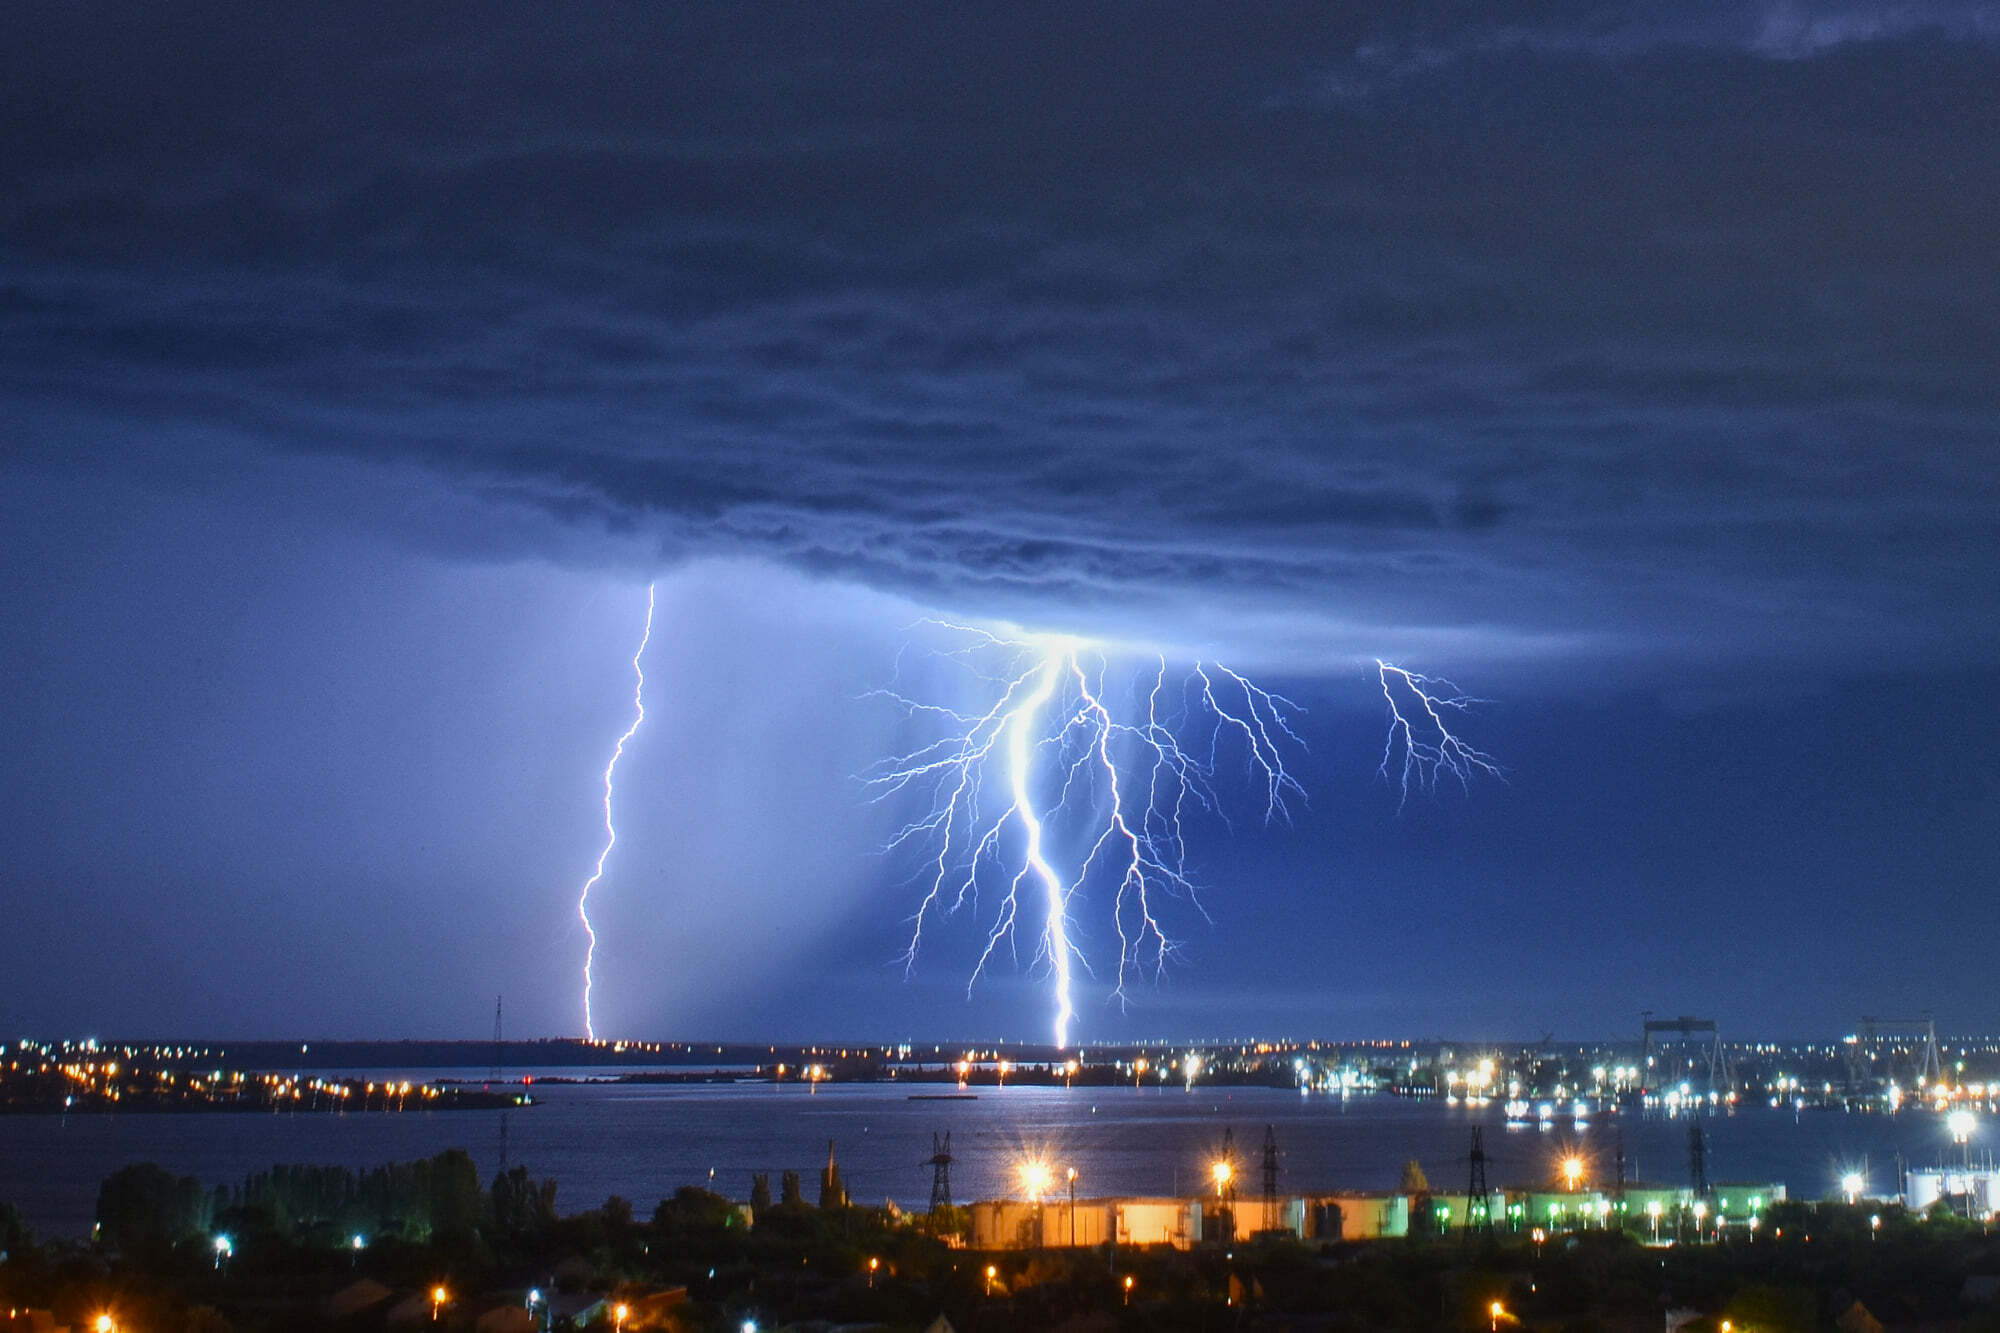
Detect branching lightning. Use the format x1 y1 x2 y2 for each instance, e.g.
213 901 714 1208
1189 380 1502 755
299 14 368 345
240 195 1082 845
1375 661 1504 810
558 602 1493 1046
864 621 1307 1048
576 582 656 1041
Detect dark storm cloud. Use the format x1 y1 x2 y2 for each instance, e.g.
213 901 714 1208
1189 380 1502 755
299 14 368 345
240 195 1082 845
5 2 1996 673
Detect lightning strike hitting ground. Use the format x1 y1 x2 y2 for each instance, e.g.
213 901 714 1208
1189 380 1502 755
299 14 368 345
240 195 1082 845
1376 661 1504 810
576 582 656 1040
864 622 1308 1048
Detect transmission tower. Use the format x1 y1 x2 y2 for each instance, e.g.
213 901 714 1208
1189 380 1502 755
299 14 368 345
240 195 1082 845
491 995 505 1082
1261 1125 1280 1233
1464 1126 1489 1238
493 995 508 1170
925 1132 955 1211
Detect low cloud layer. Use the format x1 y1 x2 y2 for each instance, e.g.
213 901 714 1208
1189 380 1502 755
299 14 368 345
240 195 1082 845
6 2 1995 677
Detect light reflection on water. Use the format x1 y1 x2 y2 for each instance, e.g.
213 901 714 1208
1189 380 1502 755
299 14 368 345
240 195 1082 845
0 1075 1967 1238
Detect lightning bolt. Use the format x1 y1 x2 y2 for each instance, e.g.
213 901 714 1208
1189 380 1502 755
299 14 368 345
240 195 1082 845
865 621 1306 1048
577 582 656 1041
1376 660 1503 810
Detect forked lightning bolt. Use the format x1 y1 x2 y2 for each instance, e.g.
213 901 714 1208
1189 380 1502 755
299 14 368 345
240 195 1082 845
864 621 1308 1048
576 582 656 1040
1376 660 1503 810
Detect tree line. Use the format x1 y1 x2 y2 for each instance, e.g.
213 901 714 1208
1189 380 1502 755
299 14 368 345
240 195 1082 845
93 1150 559 1255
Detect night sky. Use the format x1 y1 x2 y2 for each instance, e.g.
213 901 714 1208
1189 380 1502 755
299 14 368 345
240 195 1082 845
4 3 1996 1044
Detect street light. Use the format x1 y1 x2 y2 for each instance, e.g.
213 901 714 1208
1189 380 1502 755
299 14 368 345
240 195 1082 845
1212 1159 1233 1198
1067 1166 1078 1246
1122 1274 1134 1306
614 1302 629 1331
1647 1200 1662 1242
868 1256 879 1288
94 1318 115 1333
431 1286 448 1322
1842 1172 1864 1205
1951 1109 1978 1170
985 1264 997 1295
1561 1156 1584 1191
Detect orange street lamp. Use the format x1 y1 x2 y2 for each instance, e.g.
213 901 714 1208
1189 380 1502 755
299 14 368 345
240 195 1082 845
95 1318 115 1333
1123 1274 1135 1305
984 1264 997 1295
1490 1300 1505 1331
1212 1159 1233 1198
1066 1166 1078 1246
1561 1155 1584 1191
431 1285 447 1321
614 1302 629 1331
868 1256 879 1288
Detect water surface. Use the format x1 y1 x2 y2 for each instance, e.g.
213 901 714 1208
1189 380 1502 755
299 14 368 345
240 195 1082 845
2 1077 1965 1239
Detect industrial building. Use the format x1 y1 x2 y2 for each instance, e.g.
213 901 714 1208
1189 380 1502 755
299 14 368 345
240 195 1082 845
967 1191 1413 1250
961 1181 1796 1251
1906 1166 2000 1216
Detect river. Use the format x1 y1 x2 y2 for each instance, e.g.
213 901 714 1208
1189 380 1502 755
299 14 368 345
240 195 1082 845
2 1076 1972 1238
